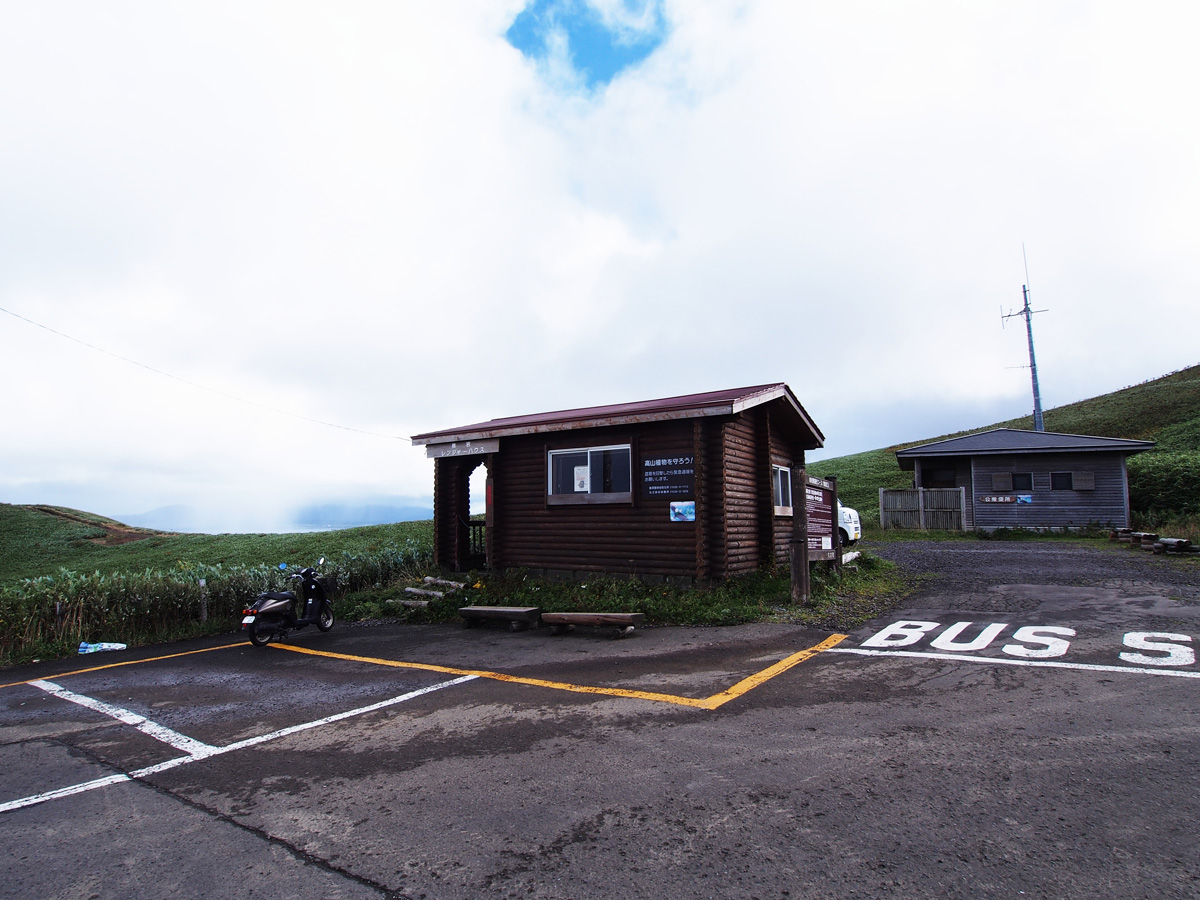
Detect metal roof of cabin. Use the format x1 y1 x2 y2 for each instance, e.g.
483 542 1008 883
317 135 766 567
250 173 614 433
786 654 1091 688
895 428 1155 463
412 383 824 448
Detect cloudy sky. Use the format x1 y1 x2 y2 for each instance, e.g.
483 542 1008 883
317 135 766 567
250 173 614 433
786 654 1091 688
3 1 1197 533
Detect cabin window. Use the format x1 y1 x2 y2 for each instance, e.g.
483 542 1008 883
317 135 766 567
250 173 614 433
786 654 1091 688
991 472 1032 492
1050 472 1074 490
772 465 793 515
547 445 632 504
1050 471 1094 491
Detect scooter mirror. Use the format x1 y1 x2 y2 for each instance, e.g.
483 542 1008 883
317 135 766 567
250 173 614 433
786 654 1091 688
318 557 325 565
278 563 288 570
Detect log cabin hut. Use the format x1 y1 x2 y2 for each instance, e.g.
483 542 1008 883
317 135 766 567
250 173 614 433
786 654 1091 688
410 384 825 582
895 428 1155 531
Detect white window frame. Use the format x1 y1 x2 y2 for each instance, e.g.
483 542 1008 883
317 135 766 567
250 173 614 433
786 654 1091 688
547 444 633 506
772 465 793 516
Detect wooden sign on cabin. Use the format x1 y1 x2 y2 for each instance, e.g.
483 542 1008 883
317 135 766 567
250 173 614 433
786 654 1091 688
643 455 696 498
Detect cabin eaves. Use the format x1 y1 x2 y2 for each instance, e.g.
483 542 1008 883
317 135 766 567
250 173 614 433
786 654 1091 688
412 383 824 450
896 428 1154 468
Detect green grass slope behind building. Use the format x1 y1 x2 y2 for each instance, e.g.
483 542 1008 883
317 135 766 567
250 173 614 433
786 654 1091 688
0 503 433 585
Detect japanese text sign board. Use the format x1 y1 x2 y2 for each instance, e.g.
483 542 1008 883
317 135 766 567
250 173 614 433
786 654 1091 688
806 474 836 561
643 455 696 499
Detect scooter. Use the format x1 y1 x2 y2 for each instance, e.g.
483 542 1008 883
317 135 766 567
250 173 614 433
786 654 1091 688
241 559 335 646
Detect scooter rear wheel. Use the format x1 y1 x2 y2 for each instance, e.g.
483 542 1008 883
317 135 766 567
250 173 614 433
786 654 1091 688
247 616 278 647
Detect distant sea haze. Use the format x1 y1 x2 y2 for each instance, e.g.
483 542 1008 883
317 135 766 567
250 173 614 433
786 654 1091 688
120 502 433 534
293 503 434 531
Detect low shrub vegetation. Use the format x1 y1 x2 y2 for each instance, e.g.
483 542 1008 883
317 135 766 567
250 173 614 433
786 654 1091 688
1129 511 1200 543
1128 450 1200 519
0 533 431 667
338 554 914 637
0 502 916 666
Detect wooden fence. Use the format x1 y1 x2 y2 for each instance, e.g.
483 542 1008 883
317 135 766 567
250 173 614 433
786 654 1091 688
880 487 967 531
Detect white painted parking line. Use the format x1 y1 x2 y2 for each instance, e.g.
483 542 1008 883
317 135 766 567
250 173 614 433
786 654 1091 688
1 675 478 814
831 647 1200 678
32 680 218 758
133 673 480 776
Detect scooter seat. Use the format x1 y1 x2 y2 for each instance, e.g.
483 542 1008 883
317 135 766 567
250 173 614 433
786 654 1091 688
260 591 296 601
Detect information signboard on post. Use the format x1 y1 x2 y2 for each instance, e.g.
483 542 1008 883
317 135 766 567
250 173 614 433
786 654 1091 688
791 470 840 605
805 475 837 562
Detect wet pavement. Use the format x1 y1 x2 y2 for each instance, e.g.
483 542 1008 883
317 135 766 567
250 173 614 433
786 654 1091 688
3 540 1200 899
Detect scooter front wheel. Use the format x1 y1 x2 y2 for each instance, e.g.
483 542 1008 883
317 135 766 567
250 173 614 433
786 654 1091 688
317 606 335 632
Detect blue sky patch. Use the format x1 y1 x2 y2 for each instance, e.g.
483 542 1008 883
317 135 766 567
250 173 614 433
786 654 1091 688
506 0 667 90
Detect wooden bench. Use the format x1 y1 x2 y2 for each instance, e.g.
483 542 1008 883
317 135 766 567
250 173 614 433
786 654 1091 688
1153 538 1195 555
458 606 541 632
1115 530 1158 545
540 612 645 638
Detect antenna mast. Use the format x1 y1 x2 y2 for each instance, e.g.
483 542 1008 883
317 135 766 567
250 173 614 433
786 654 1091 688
1002 247 1047 431
1020 285 1045 431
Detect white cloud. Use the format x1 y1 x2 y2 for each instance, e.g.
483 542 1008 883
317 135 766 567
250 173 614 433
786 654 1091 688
2 1 1197 529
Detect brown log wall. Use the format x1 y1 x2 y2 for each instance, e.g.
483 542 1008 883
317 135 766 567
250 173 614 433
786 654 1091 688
696 418 722 580
432 457 469 569
494 422 698 577
431 398 818 580
720 414 770 576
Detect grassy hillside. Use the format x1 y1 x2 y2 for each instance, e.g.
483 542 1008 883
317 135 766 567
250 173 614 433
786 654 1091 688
989 365 1200 444
809 449 914 518
810 363 1200 525
0 503 433 585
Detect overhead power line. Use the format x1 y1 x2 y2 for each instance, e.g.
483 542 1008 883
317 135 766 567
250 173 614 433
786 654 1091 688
0 304 407 441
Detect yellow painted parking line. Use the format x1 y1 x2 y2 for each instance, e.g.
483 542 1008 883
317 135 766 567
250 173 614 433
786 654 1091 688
699 634 847 708
274 633 848 710
0 643 240 690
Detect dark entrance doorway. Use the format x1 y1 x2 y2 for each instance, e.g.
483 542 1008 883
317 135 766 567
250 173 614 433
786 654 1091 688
466 459 489 569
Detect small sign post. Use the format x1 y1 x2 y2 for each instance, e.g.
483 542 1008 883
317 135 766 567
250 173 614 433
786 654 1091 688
791 468 810 604
792 471 838 605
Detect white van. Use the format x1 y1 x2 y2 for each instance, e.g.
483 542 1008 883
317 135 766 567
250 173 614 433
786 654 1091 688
838 500 862 546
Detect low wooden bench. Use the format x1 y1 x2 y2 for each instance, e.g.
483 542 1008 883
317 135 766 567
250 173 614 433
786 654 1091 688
540 612 645 638
1154 538 1195 555
1115 530 1158 545
458 606 541 632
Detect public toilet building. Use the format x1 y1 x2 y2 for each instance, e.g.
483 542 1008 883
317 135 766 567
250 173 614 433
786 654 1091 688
410 384 825 581
893 428 1155 531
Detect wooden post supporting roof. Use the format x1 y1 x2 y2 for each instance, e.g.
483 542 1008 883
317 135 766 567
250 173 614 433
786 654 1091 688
790 466 810 604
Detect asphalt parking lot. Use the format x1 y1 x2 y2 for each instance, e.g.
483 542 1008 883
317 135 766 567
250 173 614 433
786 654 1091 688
3 540 1200 900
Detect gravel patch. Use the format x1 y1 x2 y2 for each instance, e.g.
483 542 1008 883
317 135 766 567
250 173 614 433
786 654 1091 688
864 537 1200 616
